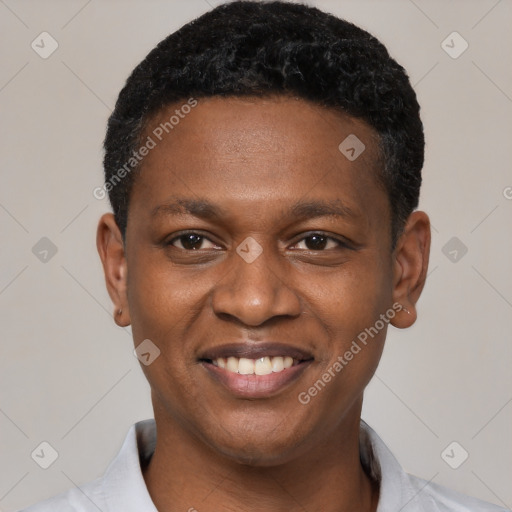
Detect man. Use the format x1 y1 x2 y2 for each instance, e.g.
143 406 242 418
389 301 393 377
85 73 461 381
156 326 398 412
23 1 508 511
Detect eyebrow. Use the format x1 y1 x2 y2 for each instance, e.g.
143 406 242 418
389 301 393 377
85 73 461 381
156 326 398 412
151 198 226 220
289 200 358 221
151 197 358 222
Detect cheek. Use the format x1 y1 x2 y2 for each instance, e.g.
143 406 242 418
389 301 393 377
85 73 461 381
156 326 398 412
126 257 208 407
125 255 224 403
127 252 209 336
299 278 390 423
299 251 393 408
307 255 393 335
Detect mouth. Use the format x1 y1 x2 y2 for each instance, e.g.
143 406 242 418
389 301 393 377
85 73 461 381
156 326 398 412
210 355 299 375
199 343 314 398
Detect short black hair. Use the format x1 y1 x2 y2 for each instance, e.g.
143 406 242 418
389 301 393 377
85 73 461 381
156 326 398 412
103 0 424 245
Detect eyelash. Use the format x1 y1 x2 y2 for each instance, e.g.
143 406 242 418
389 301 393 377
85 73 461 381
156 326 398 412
166 231 350 251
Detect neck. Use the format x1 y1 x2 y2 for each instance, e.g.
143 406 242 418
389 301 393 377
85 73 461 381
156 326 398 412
143 404 378 512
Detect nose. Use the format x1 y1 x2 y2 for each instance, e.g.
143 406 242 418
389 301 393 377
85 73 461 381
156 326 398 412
211 241 302 327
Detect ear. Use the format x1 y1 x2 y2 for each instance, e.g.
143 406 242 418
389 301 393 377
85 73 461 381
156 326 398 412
96 213 130 327
390 211 431 329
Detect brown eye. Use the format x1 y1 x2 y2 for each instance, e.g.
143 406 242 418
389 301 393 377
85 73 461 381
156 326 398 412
293 233 342 251
170 233 218 250
304 235 328 250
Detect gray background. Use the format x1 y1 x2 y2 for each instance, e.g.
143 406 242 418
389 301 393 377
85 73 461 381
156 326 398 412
1 0 511 510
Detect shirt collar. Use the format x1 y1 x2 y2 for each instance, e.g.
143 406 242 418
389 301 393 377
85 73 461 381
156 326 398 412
101 419 158 511
102 418 427 512
359 419 429 512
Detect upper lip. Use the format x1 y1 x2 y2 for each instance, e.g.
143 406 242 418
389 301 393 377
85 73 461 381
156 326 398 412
199 342 314 361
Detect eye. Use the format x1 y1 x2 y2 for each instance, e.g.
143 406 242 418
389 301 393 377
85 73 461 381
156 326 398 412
168 232 219 251
292 233 345 251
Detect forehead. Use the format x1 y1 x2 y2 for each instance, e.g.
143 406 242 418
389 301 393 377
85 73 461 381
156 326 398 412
130 96 387 229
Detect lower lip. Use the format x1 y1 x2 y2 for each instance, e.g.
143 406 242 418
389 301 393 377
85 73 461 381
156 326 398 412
201 361 312 399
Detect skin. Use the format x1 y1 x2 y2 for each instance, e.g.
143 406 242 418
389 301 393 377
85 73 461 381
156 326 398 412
97 96 430 512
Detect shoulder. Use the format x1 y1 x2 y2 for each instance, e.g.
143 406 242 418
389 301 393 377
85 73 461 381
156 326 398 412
359 421 508 512
407 474 510 512
20 477 105 512
20 419 157 512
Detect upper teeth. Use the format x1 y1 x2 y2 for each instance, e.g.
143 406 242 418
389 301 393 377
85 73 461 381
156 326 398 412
212 356 295 375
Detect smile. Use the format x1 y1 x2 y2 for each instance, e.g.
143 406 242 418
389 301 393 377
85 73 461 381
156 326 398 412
199 342 314 398
211 356 298 375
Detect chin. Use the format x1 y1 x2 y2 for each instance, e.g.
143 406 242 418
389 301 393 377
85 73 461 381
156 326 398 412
201 421 310 468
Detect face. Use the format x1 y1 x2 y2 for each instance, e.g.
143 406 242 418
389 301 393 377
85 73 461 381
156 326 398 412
98 96 430 465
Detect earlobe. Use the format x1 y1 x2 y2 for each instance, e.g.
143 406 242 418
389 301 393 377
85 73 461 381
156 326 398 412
390 211 431 329
96 213 131 327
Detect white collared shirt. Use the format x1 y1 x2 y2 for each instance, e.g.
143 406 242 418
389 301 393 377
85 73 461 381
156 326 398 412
22 419 508 512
